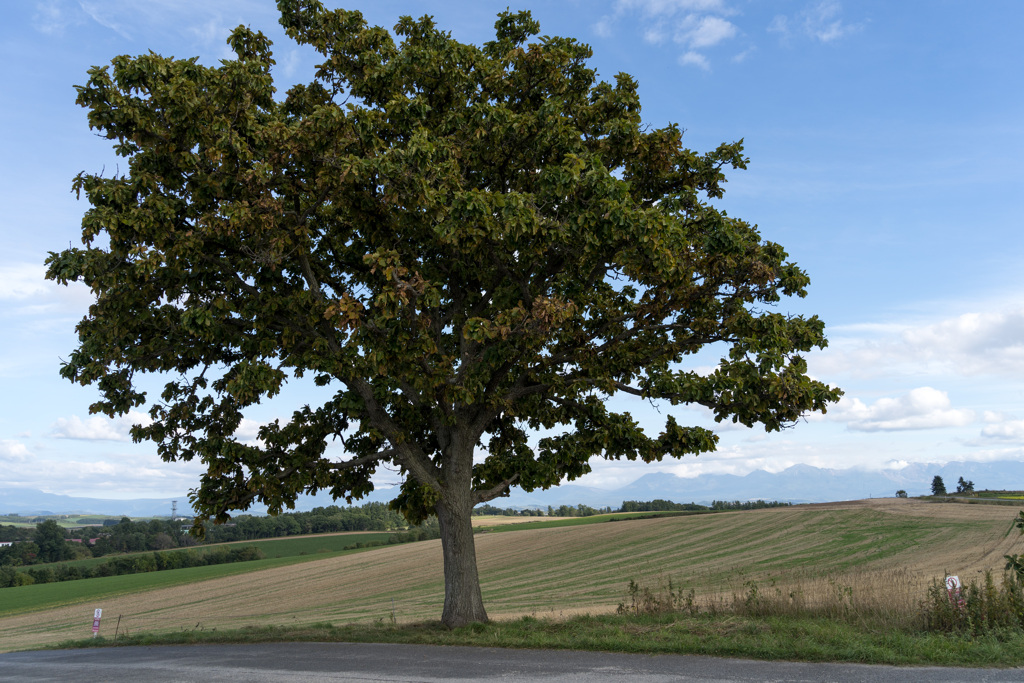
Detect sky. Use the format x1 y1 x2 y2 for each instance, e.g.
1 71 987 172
1 0 1022 502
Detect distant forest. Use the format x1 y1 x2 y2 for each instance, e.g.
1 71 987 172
0 501 412 568
474 499 791 517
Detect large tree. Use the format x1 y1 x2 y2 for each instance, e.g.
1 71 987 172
34 520 69 564
47 1 841 627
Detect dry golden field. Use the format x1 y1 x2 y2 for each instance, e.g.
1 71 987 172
2 498 1023 652
471 515 574 527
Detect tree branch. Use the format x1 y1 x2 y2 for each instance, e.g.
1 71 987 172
473 473 520 505
327 448 396 470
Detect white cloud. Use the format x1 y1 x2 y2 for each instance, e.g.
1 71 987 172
675 14 737 48
0 440 30 463
769 1 861 44
980 420 1024 443
51 412 270 446
32 1 70 35
52 410 153 441
3 453 207 498
0 263 94 322
802 1 859 42
601 0 739 69
814 307 1024 379
592 18 613 38
643 24 667 44
830 387 974 432
0 264 52 300
615 0 730 17
767 15 790 38
234 418 266 446
899 310 1024 374
944 445 1024 465
732 46 755 63
679 50 711 70
278 49 302 79
78 1 134 39
73 1 278 50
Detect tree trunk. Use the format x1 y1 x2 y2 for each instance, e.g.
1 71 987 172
435 494 488 628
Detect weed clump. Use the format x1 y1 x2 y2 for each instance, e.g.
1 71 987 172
619 568 1024 637
617 578 699 617
921 571 1024 635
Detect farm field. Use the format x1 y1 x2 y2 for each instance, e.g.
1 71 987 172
471 515 571 527
2 498 1023 653
0 532 402 618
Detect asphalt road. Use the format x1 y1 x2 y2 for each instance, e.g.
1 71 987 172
0 643 1020 682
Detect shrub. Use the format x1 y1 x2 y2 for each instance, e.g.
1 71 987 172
0 566 17 588
921 571 1024 635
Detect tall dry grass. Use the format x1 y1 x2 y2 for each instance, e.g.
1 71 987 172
616 566 1024 632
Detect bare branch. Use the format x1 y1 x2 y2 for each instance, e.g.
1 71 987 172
327 448 396 470
473 474 520 505
298 250 326 302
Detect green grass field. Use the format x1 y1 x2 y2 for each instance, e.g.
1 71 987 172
237 532 395 558
0 556 312 616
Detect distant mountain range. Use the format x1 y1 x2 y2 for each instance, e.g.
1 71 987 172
0 488 190 518
498 460 1024 509
5 460 1024 518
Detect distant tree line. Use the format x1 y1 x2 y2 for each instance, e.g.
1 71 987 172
0 526 34 543
930 476 976 497
0 502 418 568
708 500 792 511
472 504 615 517
549 504 615 517
620 500 708 512
472 499 791 516
0 518 442 589
0 545 265 588
471 505 547 516
202 502 408 542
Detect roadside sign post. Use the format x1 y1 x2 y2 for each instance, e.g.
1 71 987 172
92 608 102 638
946 576 964 609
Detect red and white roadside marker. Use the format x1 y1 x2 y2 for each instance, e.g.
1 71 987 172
946 575 964 609
91 608 102 638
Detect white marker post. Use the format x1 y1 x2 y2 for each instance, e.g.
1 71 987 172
946 576 964 609
92 608 102 638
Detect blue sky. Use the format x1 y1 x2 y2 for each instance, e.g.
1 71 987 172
1 0 1022 501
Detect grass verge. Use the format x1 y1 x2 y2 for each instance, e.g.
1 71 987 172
49 612 1024 668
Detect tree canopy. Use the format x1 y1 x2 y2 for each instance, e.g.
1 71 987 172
47 1 841 627
956 477 975 494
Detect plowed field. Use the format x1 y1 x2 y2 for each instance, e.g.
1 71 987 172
3 498 1022 652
